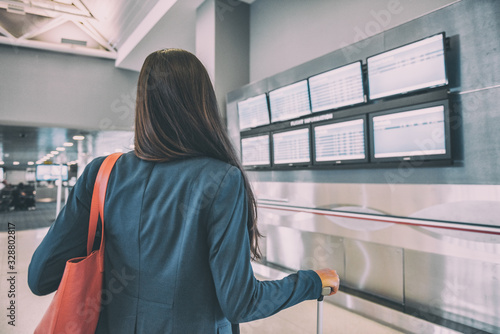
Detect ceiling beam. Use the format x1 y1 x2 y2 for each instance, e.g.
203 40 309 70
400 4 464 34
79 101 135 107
71 18 116 52
0 23 15 39
115 0 179 68
0 0 93 19
67 0 92 18
0 35 117 59
18 15 69 40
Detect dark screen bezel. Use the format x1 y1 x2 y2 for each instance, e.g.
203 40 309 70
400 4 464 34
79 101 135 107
308 60 366 113
268 79 312 123
237 93 271 131
367 32 449 101
240 133 272 169
368 99 452 163
271 125 312 167
312 115 369 166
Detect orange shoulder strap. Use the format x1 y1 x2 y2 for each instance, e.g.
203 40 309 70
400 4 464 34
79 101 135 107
87 153 123 255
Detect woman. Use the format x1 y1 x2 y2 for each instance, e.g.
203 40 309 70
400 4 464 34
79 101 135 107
28 49 339 333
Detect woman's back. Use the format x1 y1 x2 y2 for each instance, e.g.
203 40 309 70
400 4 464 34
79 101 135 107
96 152 241 332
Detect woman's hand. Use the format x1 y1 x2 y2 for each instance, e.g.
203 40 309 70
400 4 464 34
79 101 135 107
314 269 340 296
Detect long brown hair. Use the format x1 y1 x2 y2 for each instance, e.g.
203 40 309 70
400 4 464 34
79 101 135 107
134 49 261 260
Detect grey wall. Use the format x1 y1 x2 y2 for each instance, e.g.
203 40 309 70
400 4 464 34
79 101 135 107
0 45 138 131
228 0 500 185
215 1 250 123
197 0 250 124
249 0 460 82
196 0 216 81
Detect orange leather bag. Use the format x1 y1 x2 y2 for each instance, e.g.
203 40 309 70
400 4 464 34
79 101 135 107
35 153 122 334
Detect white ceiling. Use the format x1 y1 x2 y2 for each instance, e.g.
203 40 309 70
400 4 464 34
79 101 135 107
116 0 205 71
0 0 208 71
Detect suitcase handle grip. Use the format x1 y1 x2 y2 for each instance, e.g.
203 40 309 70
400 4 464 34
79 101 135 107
317 287 332 301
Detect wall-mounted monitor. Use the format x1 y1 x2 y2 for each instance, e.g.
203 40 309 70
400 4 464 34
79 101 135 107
367 33 448 100
241 134 271 168
313 116 368 165
369 100 451 162
237 94 270 130
309 61 365 112
268 80 311 122
272 127 311 166
36 164 69 181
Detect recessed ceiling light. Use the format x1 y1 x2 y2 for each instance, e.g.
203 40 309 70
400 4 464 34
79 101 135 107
13 161 20 165
73 135 85 140
63 142 74 147
28 161 34 165
56 147 65 151
51 151 59 155
0 161 4 165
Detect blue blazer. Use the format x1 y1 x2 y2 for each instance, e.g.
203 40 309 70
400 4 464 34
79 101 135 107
28 152 322 333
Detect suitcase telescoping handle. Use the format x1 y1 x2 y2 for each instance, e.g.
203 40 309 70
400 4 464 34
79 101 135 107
317 287 332 334
318 287 332 302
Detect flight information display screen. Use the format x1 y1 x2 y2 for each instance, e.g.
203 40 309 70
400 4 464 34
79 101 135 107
241 135 271 167
237 94 270 130
368 33 447 100
372 105 447 159
314 118 366 163
309 62 365 112
269 80 311 122
36 164 69 181
273 128 310 165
